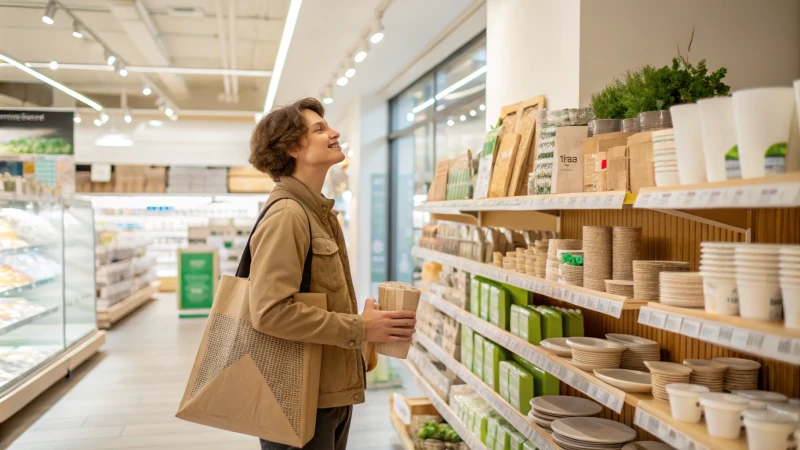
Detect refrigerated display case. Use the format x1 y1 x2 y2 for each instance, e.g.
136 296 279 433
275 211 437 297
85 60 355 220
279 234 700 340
0 195 103 423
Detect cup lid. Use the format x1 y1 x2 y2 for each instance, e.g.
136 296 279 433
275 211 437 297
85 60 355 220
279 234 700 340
699 393 750 410
743 409 799 425
732 390 789 403
665 383 710 396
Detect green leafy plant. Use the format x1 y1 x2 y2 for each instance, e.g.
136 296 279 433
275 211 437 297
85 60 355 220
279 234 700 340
438 424 462 443
417 421 442 440
590 78 627 119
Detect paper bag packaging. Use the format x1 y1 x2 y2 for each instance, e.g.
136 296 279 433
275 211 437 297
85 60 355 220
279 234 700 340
607 145 630 191
551 126 588 194
628 131 655 194
376 281 422 358
428 159 450 201
176 274 325 447
582 132 633 192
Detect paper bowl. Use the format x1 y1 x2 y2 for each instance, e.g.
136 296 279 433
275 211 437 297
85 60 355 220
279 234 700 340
566 337 627 353
667 383 710 423
700 393 750 439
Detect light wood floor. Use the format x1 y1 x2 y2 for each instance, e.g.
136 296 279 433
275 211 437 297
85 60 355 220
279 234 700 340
1 294 421 449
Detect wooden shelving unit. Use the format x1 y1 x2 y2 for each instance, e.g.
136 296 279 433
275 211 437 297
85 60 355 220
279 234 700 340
388 395 416 450
418 191 634 213
634 399 747 450
96 281 160 329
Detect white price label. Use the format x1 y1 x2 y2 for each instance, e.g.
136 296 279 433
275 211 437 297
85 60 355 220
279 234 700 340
664 315 683 332
718 326 734 344
596 298 609 313
699 323 721 342
608 302 623 318
680 319 701 338
649 312 667 328
638 308 652 324
578 294 589 307
587 296 599 310
731 329 749 349
568 291 580 304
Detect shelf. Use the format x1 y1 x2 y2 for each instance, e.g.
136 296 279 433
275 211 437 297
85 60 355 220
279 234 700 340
400 360 487 450
0 330 105 423
417 191 634 213
639 303 800 365
411 334 557 450
388 396 415 450
419 293 636 413
634 398 747 450
634 172 800 209
412 247 644 318
0 244 57 257
0 305 59 337
96 281 160 329
0 277 59 297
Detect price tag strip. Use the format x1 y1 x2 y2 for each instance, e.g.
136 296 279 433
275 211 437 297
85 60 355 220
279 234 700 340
412 247 630 319
416 192 628 213
400 360 488 450
420 293 627 413
633 406 710 450
634 179 800 210
637 307 800 365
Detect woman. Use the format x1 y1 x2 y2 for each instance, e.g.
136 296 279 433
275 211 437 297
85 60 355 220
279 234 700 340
248 97 416 450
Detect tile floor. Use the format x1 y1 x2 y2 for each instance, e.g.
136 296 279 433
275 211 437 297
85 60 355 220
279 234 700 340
1 294 421 450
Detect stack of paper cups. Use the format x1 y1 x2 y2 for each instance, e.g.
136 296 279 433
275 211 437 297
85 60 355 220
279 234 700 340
376 281 421 359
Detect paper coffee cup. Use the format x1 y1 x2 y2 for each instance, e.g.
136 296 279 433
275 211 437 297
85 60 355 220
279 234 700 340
698 97 739 182
670 104 707 184
733 87 795 178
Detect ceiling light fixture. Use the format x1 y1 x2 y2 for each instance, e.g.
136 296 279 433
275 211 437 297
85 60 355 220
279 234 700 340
406 112 414 122
42 0 56 24
368 16 385 44
124 112 132 123
434 65 487 101
470 109 477 117
0 52 103 111
101 112 109 123
24 62 32 67
460 115 466 122
345 67 356 78
73 115 81 124
263 0 303 113
105 51 116 66
72 21 83 38
119 68 128 77
354 41 368 63
321 85 334 105
142 85 151 96
93 118 102 126
148 120 163 127
479 104 486 111
164 107 174 117
336 76 348 87
49 60 58 70
447 119 455 126
411 98 434 114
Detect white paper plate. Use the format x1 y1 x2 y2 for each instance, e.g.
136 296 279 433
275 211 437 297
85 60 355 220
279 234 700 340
531 396 603 418
593 369 652 393
551 417 637 445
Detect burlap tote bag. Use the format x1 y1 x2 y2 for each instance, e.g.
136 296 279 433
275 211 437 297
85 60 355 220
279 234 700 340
176 197 325 447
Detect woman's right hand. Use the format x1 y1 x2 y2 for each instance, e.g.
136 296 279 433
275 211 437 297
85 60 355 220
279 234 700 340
362 298 417 343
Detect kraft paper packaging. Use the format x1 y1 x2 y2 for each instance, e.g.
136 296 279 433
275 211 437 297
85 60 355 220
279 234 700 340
376 281 421 359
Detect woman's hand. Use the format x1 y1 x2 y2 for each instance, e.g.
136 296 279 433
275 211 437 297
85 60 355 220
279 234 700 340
362 298 417 343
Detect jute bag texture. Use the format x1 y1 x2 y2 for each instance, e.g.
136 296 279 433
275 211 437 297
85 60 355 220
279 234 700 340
176 197 325 447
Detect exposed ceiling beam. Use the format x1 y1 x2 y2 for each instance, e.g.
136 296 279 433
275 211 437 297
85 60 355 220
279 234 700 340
108 0 190 98
1 63 271 77
228 0 240 98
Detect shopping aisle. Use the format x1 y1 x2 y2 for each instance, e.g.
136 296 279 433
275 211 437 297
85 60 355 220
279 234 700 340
4 294 418 450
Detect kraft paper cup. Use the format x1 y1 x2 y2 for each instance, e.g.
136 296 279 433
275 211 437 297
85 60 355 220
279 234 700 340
701 274 739 315
737 279 783 321
700 393 750 439
670 103 708 184
667 384 710 423
732 87 795 178
699 96 740 182
781 283 800 329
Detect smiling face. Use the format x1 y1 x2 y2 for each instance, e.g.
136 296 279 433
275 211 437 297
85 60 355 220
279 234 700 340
290 109 345 170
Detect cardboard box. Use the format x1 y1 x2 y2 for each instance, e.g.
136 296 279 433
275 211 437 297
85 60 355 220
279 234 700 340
551 126 588 194
582 132 633 192
628 131 656 194
607 145 629 192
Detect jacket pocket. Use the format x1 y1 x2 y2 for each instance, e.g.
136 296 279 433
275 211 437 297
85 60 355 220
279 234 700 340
310 237 345 292
319 345 359 394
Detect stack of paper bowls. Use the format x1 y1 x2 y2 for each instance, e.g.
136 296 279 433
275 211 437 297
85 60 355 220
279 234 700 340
551 418 637 450
534 240 549 278
503 251 518 272
633 261 691 300
712 357 761 391
652 128 679 187
605 280 634 297
612 227 642 281
541 337 573 357
699 242 740 314
644 361 692 402
529 396 602 433
584 226 613 291
547 239 582 281
683 359 727 392
779 246 800 329
560 264 584 286
606 334 660 371
524 247 537 276
516 247 526 272
659 272 705 307
566 337 627 371
493 251 503 268
734 244 783 321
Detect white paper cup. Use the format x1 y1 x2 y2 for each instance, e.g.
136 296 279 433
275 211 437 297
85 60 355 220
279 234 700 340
733 87 796 178
744 410 799 450
737 279 783 321
781 283 800 329
701 274 739 315
699 97 739 182
700 393 750 439
670 103 708 184
667 384 710 423
655 171 680 187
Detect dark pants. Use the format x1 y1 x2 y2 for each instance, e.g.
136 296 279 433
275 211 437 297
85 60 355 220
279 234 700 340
259 406 353 450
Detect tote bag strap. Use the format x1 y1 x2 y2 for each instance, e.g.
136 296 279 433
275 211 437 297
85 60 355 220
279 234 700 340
235 195 313 294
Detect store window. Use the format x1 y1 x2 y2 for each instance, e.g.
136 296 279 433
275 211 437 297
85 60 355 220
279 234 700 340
387 32 486 283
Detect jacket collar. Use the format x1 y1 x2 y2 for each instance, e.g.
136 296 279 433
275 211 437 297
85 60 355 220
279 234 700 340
274 176 336 219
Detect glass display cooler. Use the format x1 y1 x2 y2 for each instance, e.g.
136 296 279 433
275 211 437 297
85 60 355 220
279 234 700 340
0 195 103 423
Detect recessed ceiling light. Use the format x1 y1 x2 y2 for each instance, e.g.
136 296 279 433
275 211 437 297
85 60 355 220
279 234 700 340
164 107 174 117
73 116 81 124
345 68 356 78
148 120 164 127
119 68 128 77
354 41 368 63
336 76 348 87
142 86 152 96
447 119 454 126
470 110 477 117
101 112 109 123
460 115 466 121
323 97 334 105
479 104 486 111
49 60 58 70
93 118 102 126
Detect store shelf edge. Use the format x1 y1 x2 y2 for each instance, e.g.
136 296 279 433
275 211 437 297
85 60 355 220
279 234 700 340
0 305 59 337
0 277 59 297
416 191 630 213
634 398 747 450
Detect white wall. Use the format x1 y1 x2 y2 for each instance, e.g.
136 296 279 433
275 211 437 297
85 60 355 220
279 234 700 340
578 0 800 107
486 0 581 125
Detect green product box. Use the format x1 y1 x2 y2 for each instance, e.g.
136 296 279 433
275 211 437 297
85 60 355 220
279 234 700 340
473 334 485 379
510 431 526 450
485 417 499 448
480 284 492 321
511 354 559 397
483 340 508 391
470 276 483 316
523 440 538 450
498 361 512 402
510 305 521 336
474 411 489 443
462 326 474 371
536 305 563 339
501 282 531 307
562 309 585 337
496 423 512 450
508 363 534 415
490 285 511 331
519 307 543 345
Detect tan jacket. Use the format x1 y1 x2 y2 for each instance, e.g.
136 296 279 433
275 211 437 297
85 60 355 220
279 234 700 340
248 176 374 408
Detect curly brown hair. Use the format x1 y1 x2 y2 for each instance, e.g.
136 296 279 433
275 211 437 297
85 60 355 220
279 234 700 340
249 98 325 181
